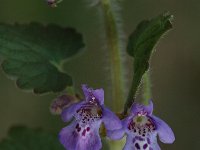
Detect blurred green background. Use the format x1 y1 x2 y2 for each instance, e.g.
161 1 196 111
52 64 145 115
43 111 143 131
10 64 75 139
0 0 200 149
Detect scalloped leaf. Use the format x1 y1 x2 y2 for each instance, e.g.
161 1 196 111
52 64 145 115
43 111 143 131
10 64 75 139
0 23 84 94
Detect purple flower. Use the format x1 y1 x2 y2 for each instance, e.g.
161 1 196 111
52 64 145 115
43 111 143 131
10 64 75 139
59 85 122 150
108 100 175 150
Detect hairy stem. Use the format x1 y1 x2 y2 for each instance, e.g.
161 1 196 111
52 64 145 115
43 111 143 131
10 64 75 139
101 0 125 111
142 71 152 105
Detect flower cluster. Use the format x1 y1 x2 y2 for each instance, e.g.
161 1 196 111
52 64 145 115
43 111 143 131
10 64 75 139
59 85 175 150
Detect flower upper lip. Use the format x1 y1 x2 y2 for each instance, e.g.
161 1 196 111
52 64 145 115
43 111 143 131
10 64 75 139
131 100 154 116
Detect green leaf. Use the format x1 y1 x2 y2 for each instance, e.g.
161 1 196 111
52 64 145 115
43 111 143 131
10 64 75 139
124 13 173 114
0 23 84 94
0 126 64 150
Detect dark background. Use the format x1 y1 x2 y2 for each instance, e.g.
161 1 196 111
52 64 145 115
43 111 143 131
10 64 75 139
0 0 200 149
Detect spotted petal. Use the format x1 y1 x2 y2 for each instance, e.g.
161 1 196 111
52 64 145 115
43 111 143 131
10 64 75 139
76 128 102 150
120 100 174 150
123 133 160 150
152 115 175 144
59 121 102 150
147 134 161 150
123 135 134 150
61 101 84 122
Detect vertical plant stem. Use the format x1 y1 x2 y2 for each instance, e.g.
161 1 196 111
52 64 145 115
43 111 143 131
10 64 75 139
142 71 152 105
100 0 125 111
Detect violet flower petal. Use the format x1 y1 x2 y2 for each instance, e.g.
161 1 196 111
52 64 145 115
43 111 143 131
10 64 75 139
111 100 175 150
76 127 102 150
59 85 121 150
152 115 175 144
59 121 102 150
59 122 78 150
130 100 153 115
82 84 104 105
107 128 125 140
61 101 84 122
102 107 122 130
123 135 135 150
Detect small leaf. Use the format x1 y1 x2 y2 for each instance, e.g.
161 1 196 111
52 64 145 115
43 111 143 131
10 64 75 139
124 13 173 114
0 126 64 150
0 23 84 94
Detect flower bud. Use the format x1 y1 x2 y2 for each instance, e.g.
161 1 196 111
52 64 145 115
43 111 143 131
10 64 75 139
50 94 79 115
46 0 63 8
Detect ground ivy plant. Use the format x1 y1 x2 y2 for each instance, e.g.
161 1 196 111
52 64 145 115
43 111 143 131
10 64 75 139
0 0 175 150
